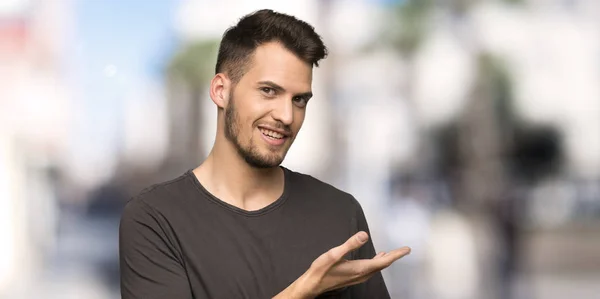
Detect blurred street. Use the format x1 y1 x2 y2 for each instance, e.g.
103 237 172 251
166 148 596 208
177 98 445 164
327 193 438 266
3 209 119 299
517 222 600 299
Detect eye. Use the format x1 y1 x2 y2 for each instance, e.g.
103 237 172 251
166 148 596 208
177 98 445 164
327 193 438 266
260 87 276 96
293 96 308 108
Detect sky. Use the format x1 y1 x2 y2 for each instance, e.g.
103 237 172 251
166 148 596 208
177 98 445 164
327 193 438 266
69 0 179 184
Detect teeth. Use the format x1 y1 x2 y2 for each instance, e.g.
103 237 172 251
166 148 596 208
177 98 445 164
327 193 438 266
260 128 284 139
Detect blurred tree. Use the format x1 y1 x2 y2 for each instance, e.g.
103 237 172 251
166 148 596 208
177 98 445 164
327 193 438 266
377 0 434 102
434 51 561 299
381 0 434 60
168 41 220 86
380 2 542 299
165 40 219 175
378 0 532 200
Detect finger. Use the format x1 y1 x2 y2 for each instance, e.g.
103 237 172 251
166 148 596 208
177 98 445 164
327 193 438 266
328 246 410 278
350 247 411 274
327 232 369 262
329 232 369 261
371 247 411 268
312 232 369 270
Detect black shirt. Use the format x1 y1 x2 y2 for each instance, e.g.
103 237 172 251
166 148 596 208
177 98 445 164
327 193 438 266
119 167 391 298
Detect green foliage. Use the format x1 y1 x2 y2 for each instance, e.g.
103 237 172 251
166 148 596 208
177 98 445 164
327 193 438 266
381 0 434 57
168 40 220 87
378 0 525 57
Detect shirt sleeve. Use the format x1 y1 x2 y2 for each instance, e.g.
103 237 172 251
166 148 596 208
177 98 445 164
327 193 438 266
119 198 192 299
348 197 391 299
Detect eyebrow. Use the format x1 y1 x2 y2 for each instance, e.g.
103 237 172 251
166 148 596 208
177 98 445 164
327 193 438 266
258 80 313 99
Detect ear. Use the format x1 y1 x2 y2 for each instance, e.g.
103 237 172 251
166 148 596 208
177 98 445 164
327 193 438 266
209 73 231 109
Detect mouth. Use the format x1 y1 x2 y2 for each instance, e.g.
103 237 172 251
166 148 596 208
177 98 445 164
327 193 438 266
258 126 290 146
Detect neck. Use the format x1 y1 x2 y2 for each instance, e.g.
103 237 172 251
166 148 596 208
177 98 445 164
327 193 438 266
193 135 285 211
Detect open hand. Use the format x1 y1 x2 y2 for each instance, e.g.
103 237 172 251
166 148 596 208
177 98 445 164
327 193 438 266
280 231 411 299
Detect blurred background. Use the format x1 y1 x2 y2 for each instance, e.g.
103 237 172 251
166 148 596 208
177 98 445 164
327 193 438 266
1 0 599 298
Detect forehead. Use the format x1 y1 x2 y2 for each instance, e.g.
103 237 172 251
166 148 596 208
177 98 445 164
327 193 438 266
240 42 313 91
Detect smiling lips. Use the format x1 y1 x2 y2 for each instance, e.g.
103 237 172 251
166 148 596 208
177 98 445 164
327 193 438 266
258 126 290 146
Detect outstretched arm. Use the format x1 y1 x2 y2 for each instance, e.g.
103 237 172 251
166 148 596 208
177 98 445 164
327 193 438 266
273 231 410 299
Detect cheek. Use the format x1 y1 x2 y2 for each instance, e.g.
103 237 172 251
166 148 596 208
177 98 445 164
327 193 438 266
242 116 256 137
241 110 263 139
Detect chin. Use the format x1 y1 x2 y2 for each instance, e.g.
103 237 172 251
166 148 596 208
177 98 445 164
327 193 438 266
242 150 286 169
248 160 283 169
262 155 285 167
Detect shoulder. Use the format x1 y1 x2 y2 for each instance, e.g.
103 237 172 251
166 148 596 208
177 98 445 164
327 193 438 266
122 171 195 219
285 167 362 211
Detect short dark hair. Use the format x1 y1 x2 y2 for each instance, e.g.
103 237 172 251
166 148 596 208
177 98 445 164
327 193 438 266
215 9 328 84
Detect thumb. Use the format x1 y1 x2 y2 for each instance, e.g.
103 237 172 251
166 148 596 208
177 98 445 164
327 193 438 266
333 231 369 259
314 232 369 269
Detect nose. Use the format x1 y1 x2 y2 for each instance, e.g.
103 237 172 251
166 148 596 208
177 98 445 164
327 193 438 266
271 98 294 125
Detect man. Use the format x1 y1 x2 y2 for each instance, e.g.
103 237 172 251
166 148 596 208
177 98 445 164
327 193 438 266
119 9 410 299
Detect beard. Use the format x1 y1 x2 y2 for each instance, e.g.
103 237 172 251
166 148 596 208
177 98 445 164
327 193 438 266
224 92 286 168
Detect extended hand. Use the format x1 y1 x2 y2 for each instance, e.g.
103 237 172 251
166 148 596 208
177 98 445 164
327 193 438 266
276 231 411 299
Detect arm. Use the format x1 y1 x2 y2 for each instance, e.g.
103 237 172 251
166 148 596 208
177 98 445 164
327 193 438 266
273 232 410 299
272 197 407 299
119 199 192 299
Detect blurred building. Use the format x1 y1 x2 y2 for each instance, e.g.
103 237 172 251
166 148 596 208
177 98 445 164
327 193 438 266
0 0 73 294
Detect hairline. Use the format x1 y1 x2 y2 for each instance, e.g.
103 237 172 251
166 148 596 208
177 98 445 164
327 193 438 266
221 40 314 86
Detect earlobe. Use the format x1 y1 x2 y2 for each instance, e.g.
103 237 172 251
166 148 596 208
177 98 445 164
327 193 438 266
210 74 230 108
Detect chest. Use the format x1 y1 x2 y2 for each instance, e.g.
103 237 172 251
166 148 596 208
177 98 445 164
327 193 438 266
178 210 352 298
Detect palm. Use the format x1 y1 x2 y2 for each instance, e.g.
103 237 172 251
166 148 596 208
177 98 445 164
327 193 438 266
304 233 410 296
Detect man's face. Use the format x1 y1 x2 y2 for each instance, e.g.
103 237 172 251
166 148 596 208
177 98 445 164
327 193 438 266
224 42 313 168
